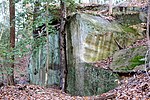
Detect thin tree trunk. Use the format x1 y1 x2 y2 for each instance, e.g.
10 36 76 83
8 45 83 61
45 1 50 86
146 0 150 74
59 0 68 92
147 0 150 48
32 1 40 78
109 0 113 15
79 0 81 3
33 1 40 38
8 0 15 85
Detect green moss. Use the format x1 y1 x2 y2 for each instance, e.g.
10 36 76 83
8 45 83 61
83 64 118 96
115 66 129 71
129 55 145 69
115 56 145 71
122 25 137 33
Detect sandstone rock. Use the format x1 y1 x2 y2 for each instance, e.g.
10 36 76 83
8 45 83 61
110 46 148 72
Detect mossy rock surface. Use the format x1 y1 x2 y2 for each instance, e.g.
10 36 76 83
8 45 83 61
110 46 148 72
66 13 143 62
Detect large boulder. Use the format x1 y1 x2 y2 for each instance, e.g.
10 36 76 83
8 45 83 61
110 46 147 72
66 13 142 63
66 13 143 95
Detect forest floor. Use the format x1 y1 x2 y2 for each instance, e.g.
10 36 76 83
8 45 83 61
0 38 150 100
0 73 149 99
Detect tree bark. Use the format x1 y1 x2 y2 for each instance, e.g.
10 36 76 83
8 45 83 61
109 0 113 15
147 0 150 47
8 0 15 85
33 1 40 38
59 0 68 92
45 2 50 86
146 0 150 74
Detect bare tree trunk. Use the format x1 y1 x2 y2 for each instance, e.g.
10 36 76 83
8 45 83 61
109 0 113 15
33 1 40 38
59 0 68 92
45 1 50 86
79 0 81 3
146 0 150 74
8 0 15 85
147 0 150 47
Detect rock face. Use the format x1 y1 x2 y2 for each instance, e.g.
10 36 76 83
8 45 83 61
66 13 143 96
28 13 144 96
66 13 124 95
67 13 108 62
29 34 60 86
110 46 147 72
66 13 143 63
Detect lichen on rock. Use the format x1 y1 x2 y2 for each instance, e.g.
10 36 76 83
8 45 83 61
110 46 147 72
